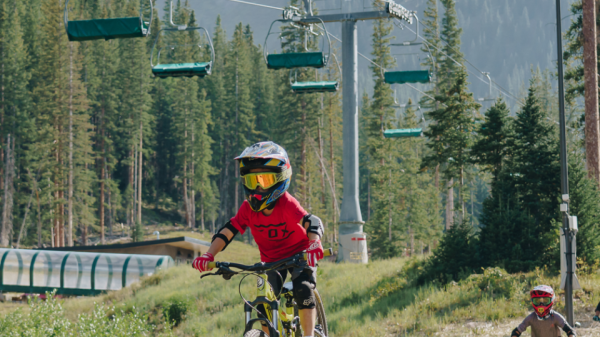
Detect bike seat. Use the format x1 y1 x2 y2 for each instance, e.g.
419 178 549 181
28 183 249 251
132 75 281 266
282 281 293 293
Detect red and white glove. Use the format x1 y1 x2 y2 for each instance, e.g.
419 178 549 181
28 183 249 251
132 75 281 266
192 253 214 272
306 239 324 267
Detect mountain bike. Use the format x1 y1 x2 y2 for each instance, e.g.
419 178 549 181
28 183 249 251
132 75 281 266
202 249 332 337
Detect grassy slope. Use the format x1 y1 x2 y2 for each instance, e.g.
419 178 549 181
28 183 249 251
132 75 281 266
4 236 600 336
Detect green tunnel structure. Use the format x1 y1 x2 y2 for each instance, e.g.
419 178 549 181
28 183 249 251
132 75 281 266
0 249 173 296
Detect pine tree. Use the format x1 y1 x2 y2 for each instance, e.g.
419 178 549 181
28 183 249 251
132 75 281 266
568 153 600 266
438 0 465 91
421 219 478 283
513 79 560 233
398 102 442 255
471 98 512 182
423 71 481 225
0 0 31 247
115 0 153 238
478 77 561 272
365 4 403 258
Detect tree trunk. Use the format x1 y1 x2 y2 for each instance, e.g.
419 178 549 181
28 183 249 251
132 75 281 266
107 170 112 236
100 165 105 243
388 169 392 242
222 145 230 220
68 42 74 247
191 119 196 228
459 165 464 222
138 120 143 226
1 135 14 247
129 148 134 228
301 100 307 205
183 158 190 227
16 170 36 249
200 192 205 231
54 133 60 247
317 118 326 206
328 117 337 242
367 176 371 221
583 0 600 184
446 178 454 230
36 188 41 247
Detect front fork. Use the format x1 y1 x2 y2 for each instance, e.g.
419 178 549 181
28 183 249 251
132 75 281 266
243 273 281 337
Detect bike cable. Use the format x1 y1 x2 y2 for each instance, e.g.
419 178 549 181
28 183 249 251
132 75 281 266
237 270 284 329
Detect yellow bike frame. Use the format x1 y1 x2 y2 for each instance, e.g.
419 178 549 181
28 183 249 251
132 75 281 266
244 272 296 337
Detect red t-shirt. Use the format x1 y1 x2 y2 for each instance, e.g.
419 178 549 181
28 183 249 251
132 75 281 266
230 192 309 262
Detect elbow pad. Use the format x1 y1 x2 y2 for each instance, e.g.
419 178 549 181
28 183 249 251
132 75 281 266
563 325 576 336
511 328 521 337
302 214 324 238
211 221 239 251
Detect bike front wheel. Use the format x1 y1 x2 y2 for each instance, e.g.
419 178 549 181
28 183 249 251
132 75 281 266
294 288 328 337
314 289 328 337
243 329 267 337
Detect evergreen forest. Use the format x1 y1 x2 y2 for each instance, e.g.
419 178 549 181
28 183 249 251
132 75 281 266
0 0 599 278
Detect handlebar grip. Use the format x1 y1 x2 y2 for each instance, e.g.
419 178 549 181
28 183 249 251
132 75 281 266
302 248 333 260
207 262 217 269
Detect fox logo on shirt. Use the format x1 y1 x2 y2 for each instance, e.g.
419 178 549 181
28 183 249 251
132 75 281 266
255 222 295 241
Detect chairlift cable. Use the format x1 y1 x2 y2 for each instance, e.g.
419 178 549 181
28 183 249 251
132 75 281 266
396 19 525 106
227 0 284 11
318 27 438 103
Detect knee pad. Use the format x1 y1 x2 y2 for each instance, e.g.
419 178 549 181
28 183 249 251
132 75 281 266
294 280 316 310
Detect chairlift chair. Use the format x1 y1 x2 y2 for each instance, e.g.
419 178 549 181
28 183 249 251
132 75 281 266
150 1 214 79
264 16 332 70
64 0 153 42
264 15 340 93
383 128 423 138
386 92 426 139
290 52 341 94
384 12 432 85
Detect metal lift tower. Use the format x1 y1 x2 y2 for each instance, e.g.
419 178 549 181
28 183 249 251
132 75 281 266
293 0 413 263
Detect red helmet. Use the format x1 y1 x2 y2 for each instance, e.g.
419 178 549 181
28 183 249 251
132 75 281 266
530 285 555 319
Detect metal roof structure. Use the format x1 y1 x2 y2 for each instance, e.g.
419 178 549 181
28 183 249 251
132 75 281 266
0 248 173 296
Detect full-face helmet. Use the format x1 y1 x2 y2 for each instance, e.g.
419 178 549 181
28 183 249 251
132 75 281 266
530 285 555 319
234 141 292 212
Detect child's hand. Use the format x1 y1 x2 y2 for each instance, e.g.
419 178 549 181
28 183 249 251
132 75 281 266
306 239 324 267
193 253 215 272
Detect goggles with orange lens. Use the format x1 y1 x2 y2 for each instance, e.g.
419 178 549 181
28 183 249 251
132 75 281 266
241 172 281 190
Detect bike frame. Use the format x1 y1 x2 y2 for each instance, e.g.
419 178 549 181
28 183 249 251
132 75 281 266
243 272 296 337
204 248 332 337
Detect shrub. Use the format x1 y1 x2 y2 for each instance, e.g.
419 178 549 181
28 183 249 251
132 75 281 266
0 291 156 336
417 220 478 284
163 295 191 326
467 267 520 299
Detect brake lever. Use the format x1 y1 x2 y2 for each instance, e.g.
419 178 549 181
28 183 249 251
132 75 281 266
200 265 237 280
200 271 218 279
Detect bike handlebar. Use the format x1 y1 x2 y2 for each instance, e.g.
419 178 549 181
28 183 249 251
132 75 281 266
206 248 333 271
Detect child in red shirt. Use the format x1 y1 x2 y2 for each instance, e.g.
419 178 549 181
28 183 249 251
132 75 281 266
193 141 325 337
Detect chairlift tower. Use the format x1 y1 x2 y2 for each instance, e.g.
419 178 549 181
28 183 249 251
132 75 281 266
292 0 414 263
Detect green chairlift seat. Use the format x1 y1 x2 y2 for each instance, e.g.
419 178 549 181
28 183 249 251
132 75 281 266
152 62 211 78
291 81 338 94
66 17 149 42
384 70 431 84
64 0 153 42
267 52 327 70
150 25 214 79
383 128 423 138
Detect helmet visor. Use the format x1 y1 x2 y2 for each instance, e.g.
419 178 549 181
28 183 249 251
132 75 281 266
242 172 280 190
532 297 552 306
